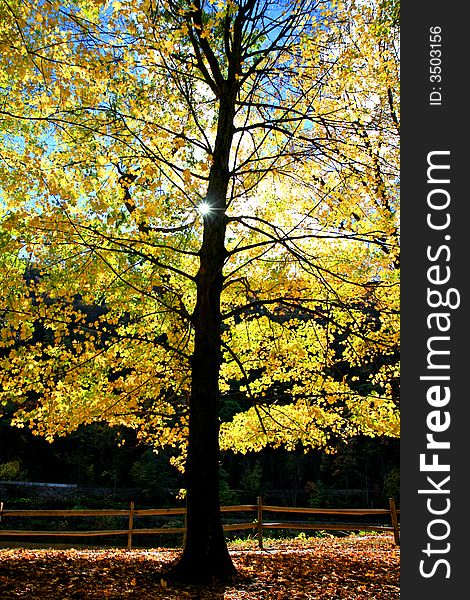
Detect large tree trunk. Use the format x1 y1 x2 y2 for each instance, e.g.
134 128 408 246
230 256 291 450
167 92 238 583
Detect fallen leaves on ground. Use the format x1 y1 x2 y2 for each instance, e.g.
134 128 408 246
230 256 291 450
0 534 399 599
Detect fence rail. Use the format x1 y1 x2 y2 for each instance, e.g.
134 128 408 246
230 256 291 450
0 497 400 549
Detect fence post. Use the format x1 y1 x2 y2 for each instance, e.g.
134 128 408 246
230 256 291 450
257 496 263 550
127 500 135 550
389 497 400 546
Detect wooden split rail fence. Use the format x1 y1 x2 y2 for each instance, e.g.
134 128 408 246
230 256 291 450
0 497 400 549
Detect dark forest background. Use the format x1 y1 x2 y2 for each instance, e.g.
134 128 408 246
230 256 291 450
0 418 399 510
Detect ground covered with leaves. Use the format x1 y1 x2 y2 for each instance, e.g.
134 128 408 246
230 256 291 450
0 534 399 599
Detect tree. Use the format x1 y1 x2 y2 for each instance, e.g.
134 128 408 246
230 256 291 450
0 0 399 582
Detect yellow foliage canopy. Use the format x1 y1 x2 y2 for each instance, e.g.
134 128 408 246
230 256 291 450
0 0 399 455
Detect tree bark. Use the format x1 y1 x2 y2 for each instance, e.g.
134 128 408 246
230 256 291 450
167 92 238 583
